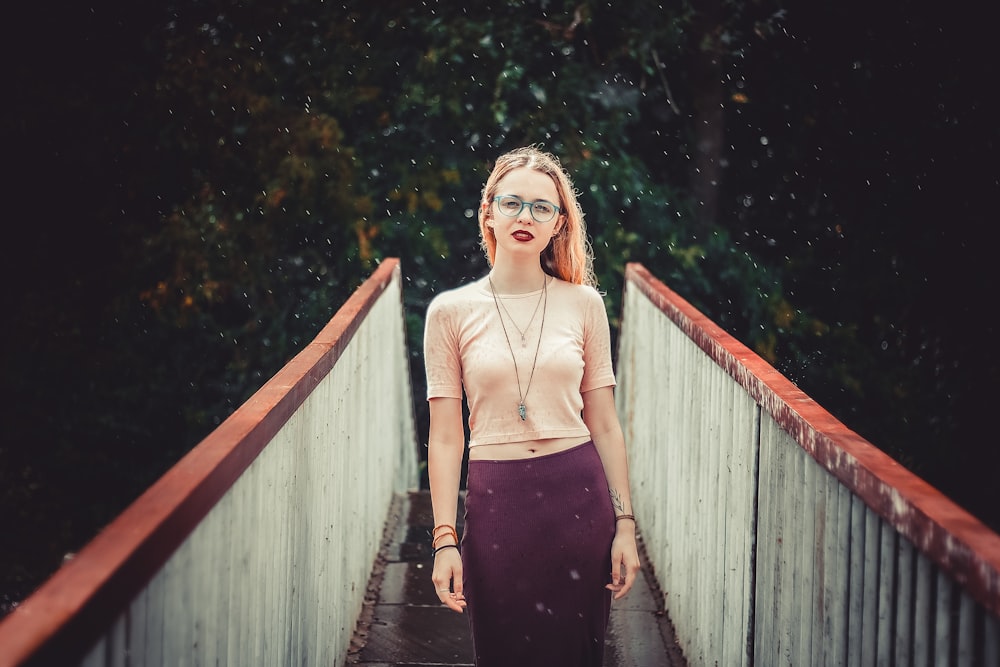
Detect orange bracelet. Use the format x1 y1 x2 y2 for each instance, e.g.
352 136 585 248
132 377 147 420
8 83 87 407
431 524 458 548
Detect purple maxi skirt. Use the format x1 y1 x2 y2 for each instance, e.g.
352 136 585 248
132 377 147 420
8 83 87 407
462 441 615 667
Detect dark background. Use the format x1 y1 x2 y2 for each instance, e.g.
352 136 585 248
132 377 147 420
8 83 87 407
2 1 998 616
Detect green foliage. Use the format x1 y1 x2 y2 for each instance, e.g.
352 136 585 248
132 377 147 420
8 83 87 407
92 0 846 464
5 0 992 613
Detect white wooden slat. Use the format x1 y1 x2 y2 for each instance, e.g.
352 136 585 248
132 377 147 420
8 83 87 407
723 383 756 667
69 270 417 667
813 468 835 665
704 361 724 661
796 453 817 667
914 552 934 667
827 482 851 666
753 421 776 667
612 270 1000 667
984 612 1000 666
955 595 975 667
768 416 795 666
935 569 955 666
847 494 878 665
876 520 896 665
894 538 915 666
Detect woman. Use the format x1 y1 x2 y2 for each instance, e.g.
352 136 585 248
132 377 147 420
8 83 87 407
423 145 640 667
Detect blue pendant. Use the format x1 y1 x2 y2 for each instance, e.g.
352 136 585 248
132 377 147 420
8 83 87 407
519 403 527 421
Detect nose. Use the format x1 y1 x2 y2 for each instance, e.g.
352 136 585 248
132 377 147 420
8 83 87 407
516 205 534 224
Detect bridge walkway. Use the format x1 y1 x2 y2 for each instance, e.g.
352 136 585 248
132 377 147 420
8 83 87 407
345 490 687 666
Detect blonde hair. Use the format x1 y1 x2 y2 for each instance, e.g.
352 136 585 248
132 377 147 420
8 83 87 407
478 145 597 287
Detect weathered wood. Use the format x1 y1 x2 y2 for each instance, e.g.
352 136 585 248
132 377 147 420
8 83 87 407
616 262 1000 667
0 260 417 667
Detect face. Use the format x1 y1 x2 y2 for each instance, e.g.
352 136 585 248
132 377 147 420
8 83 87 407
483 167 564 260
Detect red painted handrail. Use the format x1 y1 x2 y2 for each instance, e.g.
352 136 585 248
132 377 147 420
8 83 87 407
624 261 1000 618
0 259 402 667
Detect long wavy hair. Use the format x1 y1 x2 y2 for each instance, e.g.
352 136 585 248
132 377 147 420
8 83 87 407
478 145 597 287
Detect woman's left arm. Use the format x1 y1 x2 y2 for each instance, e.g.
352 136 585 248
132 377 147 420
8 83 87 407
582 385 641 600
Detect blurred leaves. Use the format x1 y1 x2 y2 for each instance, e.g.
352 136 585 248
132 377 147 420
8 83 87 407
3 0 996 613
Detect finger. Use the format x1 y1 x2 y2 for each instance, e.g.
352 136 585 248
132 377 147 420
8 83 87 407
440 591 465 613
450 570 467 612
610 556 624 585
437 589 455 611
605 563 625 594
439 587 466 613
613 562 641 599
613 577 633 599
434 570 466 613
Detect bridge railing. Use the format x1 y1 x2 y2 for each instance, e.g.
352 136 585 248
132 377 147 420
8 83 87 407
0 259 418 667
617 262 1000 667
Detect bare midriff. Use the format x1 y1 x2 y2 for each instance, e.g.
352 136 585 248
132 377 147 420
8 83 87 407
468 436 592 461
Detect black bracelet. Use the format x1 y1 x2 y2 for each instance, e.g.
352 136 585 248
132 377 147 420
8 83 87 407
432 543 460 557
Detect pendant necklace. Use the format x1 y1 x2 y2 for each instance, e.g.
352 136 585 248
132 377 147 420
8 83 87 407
492 275 545 347
489 274 547 421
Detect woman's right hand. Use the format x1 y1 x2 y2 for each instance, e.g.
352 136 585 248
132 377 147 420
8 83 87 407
431 546 466 612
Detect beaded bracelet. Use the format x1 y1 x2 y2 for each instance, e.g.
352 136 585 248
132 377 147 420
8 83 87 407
615 514 636 523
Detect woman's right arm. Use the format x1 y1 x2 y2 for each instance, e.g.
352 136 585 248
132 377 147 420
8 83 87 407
428 396 467 612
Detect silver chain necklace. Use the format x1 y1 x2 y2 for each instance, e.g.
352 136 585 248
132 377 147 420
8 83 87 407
492 276 545 347
489 274 548 421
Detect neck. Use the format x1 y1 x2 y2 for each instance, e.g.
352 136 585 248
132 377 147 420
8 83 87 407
488 261 548 294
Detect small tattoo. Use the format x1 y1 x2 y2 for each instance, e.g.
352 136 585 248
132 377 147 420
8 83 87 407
609 487 625 514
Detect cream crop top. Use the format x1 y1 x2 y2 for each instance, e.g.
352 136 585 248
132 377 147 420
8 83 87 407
423 275 616 447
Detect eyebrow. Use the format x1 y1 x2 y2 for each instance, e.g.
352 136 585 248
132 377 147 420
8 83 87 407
501 194 558 203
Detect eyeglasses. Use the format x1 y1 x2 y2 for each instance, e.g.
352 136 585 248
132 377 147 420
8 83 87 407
492 195 561 223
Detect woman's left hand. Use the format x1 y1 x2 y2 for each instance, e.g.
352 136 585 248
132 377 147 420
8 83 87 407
605 530 641 599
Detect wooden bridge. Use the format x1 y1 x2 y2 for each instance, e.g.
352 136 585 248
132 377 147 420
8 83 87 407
0 259 997 666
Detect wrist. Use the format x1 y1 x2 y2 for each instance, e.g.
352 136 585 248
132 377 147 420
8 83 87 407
431 523 459 549
432 543 460 557
614 513 636 534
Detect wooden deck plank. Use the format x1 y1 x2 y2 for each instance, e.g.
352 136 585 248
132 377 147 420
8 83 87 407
345 491 687 666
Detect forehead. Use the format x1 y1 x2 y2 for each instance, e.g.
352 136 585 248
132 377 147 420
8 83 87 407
495 167 559 200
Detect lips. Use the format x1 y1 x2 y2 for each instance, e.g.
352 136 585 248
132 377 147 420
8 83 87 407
512 231 535 241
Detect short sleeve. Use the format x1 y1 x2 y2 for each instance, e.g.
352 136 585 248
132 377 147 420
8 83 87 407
423 297 464 400
580 289 616 392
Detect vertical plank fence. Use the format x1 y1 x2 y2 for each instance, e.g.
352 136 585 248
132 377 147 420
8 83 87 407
617 262 1000 666
0 259 417 667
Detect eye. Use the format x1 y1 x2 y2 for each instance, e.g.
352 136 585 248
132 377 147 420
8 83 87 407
533 202 554 216
499 196 521 211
